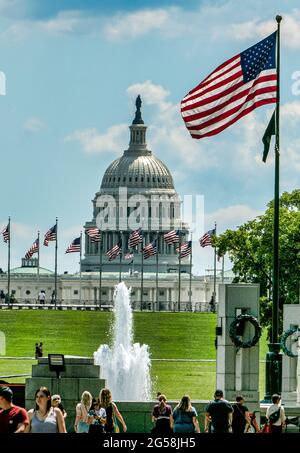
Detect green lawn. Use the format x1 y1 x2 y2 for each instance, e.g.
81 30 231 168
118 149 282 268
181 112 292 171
0 311 268 399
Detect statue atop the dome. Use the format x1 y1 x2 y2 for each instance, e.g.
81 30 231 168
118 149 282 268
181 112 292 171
132 95 144 124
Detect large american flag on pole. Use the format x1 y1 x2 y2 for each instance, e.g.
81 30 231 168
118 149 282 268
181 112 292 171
25 237 39 259
86 227 101 242
106 241 122 261
1 225 9 243
164 230 179 245
65 237 81 254
199 229 215 248
176 241 192 259
128 228 143 248
44 224 57 246
181 32 277 139
143 240 157 259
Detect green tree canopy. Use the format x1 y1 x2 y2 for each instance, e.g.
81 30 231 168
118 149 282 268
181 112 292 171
215 190 300 335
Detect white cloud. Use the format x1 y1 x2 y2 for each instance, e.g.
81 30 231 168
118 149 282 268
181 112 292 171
229 12 300 48
38 10 82 34
127 81 170 108
64 124 128 155
206 204 263 232
23 117 45 132
103 9 169 41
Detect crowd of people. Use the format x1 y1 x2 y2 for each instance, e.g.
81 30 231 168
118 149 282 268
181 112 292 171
0 384 288 434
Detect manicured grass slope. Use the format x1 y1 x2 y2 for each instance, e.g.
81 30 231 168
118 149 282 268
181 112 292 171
0 311 267 399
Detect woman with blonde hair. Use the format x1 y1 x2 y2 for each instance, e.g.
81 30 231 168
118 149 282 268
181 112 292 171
25 386 66 433
171 395 200 433
99 388 127 433
74 391 93 433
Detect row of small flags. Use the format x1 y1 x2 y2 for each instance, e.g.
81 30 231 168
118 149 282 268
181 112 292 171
0 224 217 262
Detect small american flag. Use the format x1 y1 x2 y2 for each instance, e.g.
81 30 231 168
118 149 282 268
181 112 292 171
164 230 179 244
143 240 157 259
44 224 57 246
106 241 122 261
25 237 39 259
86 227 101 242
199 229 215 248
128 228 143 248
1 225 9 243
181 32 277 139
124 252 134 260
176 241 192 259
65 237 81 254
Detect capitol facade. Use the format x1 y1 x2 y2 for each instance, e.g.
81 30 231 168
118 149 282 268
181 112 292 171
0 99 230 311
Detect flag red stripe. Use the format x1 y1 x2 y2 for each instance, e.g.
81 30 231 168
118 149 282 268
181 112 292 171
183 74 277 121
186 54 239 96
190 98 277 139
186 86 277 131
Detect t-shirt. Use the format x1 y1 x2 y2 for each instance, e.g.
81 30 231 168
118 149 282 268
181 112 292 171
206 399 233 432
152 404 172 419
232 403 249 433
0 405 29 433
266 404 286 426
172 407 198 433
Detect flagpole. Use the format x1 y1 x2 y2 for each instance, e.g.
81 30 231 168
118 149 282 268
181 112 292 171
264 15 282 401
155 232 159 312
79 231 82 304
54 217 58 310
99 235 102 310
141 237 144 311
213 222 217 305
221 254 225 283
178 231 182 312
7 216 11 302
189 235 193 312
37 230 40 282
119 235 122 283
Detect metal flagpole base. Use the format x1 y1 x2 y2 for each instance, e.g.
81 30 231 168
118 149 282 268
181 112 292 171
261 343 282 403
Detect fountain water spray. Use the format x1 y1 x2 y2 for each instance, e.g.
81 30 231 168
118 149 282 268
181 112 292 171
94 282 151 401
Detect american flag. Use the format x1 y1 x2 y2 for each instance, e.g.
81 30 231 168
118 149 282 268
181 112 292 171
106 241 122 261
25 237 39 259
43 224 57 246
181 32 277 139
128 228 143 248
65 237 81 254
124 252 134 260
176 240 192 259
164 230 179 244
199 229 215 248
1 225 9 243
86 226 101 242
143 240 157 260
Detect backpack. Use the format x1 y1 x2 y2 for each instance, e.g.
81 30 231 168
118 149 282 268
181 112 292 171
268 408 281 423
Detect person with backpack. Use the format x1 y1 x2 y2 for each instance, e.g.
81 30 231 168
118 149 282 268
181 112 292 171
266 394 286 433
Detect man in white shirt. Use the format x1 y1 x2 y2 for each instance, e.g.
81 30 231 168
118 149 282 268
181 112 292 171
266 393 286 433
38 290 46 304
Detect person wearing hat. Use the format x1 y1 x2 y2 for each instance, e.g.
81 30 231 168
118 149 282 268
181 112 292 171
0 386 29 433
204 389 233 433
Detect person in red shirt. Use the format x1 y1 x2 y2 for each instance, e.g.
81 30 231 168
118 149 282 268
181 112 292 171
0 386 29 433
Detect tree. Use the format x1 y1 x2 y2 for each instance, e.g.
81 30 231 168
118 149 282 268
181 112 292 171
215 190 300 337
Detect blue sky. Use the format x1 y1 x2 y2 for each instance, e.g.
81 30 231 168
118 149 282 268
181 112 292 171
0 0 299 275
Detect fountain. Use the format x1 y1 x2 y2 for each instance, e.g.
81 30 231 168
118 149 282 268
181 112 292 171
93 282 151 401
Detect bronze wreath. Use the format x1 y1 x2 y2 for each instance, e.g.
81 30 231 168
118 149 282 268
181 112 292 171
229 314 262 349
280 327 300 358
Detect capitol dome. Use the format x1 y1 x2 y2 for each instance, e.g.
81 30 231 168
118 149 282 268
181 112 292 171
100 95 174 193
101 152 174 190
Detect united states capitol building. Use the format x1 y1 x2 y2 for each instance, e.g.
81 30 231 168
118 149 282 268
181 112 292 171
0 99 232 311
